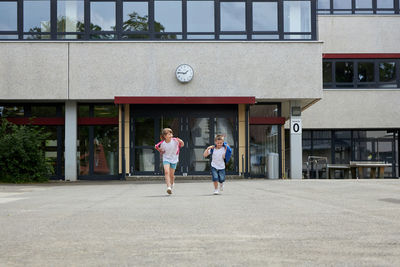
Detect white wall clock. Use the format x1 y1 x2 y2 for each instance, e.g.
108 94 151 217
175 64 194 83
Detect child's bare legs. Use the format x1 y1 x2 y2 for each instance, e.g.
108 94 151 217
163 164 172 187
170 167 176 186
213 181 218 190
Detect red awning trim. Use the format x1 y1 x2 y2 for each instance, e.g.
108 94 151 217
114 96 256 104
323 53 400 59
250 117 286 125
5 118 65 125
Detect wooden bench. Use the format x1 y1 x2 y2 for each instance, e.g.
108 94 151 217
349 161 392 179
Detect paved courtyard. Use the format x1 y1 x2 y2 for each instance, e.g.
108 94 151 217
0 179 400 266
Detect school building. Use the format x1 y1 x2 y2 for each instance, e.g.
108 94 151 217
0 0 399 180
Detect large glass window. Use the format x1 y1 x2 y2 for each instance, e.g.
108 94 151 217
24 0 51 33
220 1 246 32
0 1 17 31
324 59 400 89
253 2 278 31
187 0 214 33
155 0 182 32
57 0 84 33
123 1 149 31
284 1 311 39
319 0 400 14
90 1 116 31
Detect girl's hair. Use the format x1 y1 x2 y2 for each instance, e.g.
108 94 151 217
160 128 173 140
215 134 225 141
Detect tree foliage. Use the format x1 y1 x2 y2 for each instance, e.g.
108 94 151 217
0 119 53 183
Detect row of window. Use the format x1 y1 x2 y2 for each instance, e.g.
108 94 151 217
317 0 400 14
0 0 316 40
323 59 400 89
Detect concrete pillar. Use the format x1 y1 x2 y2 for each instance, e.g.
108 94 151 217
65 101 77 181
290 101 302 179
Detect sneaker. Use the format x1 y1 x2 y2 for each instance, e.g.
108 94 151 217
167 187 172 195
213 189 219 195
171 183 175 189
219 183 224 192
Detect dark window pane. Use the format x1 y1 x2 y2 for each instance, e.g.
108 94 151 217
78 126 89 175
90 34 115 39
57 0 84 32
253 2 278 31
189 148 210 172
123 1 148 31
356 0 372 8
94 105 118 118
154 34 181 39
334 139 351 165
284 1 311 33
78 105 89 117
358 62 374 82
215 117 235 146
0 1 17 31
31 105 57 117
221 2 245 31
57 34 84 39
93 126 118 175
318 0 330 9
335 131 351 139
135 118 154 146
0 105 24 117
302 130 311 139
323 62 332 83
90 1 116 31
377 0 394 8
155 0 182 32
336 62 353 83
24 0 50 32
187 1 214 32
23 34 51 39
379 62 396 83
189 118 210 147
313 131 331 139
334 0 352 9
135 148 155 171
250 104 279 117
121 34 150 39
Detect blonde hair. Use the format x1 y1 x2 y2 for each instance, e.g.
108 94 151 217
160 128 173 140
214 134 225 141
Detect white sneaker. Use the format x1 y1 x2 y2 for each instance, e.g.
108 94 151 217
171 183 175 189
167 187 172 195
213 189 219 195
219 183 224 192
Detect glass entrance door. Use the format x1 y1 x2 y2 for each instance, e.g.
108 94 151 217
131 104 238 176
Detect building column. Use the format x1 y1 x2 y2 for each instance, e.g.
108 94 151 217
65 101 77 181
290 101 302 179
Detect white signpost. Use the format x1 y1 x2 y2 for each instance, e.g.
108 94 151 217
290 118 302 135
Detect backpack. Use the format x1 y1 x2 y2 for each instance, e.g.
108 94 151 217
209 142 232 163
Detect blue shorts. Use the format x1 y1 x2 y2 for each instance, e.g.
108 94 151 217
163 161 177 169
211 167 226 183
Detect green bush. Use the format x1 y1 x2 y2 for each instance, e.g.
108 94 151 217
0 119 53 183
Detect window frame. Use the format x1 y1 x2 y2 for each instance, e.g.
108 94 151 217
317 0 400 14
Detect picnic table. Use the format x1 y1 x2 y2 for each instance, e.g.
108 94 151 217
349 161 392 179
326 164 350 179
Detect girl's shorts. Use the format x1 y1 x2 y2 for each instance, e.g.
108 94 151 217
163 161 177 169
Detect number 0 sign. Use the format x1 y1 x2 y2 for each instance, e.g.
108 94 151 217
291 118 302 134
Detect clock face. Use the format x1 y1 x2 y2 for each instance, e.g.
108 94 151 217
176 64 194 83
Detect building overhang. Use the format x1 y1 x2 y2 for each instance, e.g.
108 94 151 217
114 96 256 105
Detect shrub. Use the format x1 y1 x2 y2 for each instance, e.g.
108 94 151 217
0 119 53 183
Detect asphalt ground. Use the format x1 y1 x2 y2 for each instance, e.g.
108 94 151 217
0 179 400 267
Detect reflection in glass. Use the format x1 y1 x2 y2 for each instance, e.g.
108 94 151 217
250 125 279 178
219 35 247 39
253 2 278 31
335 62 353 83
94 105 118 118
93 126 118 175
221 2 245 31
135 118 154 146
24 34 51 39
24 0 51 32
78 105 90 117
155 0 182 32
44 126 58 175
189 148 210 172
187 35 215 39
57 34 84 39
377 0 394 8
190 118 210 146
187 1 214 32
250 104 278 117
284 1 311 33
57 0 84 32
323 62 332 83
123 1 149 31
333 0 351 9
78 126 89 175
135 149 155 171
90 1 116 31
358 62 374 82
379 62 396 83
356 0 372 8
214 118 234 145
252 35 279 40
284 34 311 39
0 35 18 39
160 117 180 137
0 105 24 117
0 1 17 31
318 0 330 9
90 34 115 39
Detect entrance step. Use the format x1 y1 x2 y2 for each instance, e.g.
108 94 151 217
126 175 245 181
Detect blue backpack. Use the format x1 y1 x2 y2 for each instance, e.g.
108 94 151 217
209 142 232 163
